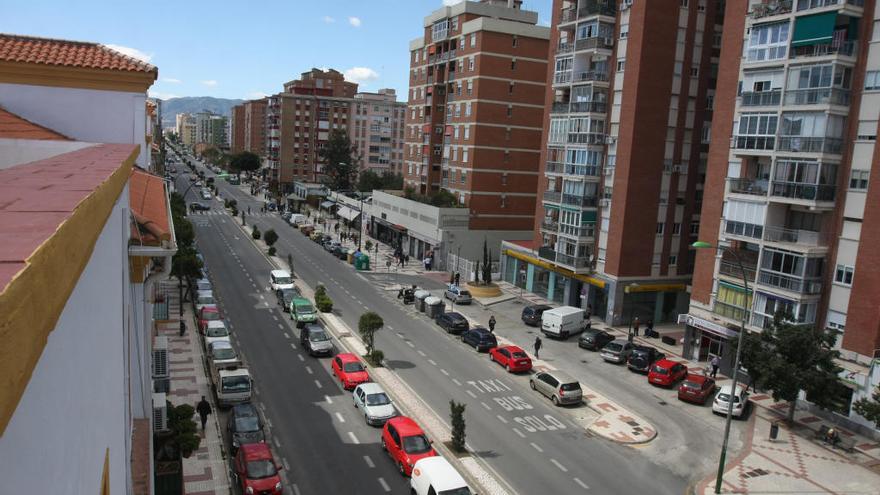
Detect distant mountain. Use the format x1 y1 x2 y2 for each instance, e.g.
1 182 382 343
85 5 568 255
160 97 245 127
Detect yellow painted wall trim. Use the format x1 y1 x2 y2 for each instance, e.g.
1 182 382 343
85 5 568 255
0 147 136 436
627 283 687 293
0 61 157 93
503 249 606 288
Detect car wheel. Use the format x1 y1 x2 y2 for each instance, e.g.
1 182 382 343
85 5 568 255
506 364 512 373
489 353 494 362
398 461 407 477
562 331 569 339
364 413 370 425
529 380 536 390
380 438 387 451
552 395 560 406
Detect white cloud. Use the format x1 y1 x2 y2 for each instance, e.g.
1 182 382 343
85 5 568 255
443 0 464 5
344 67 379 84
104 43 153 63
348 16 362 27
323 15 335 23
538 18 551 27
148 90 179 100
201 80 218 87
162 78 182 84
246 91 269 99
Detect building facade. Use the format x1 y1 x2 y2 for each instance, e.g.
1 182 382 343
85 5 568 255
195 111 228 149
404 0 550 233
352 89 406 174
176 112 196 146
500 0 722 323
231 104 245 153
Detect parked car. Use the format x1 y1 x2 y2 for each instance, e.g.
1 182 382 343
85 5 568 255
300 323 333 356
208 341 239 370
198 306 222 333
200 190 212 200
627 345 666 373
529 370 583 406
275 287 300 311
444 285 472 305
332 353 370 390
648 359 688 387
712 384 749 418
193 277 212 294
323 240 341 252
203 321 230 349
678 374 717 405
460 327 497 352
299 224 315 236
353 382 397 426
333 245 349 259
489 345 532 373
410 457 471 495
600 339 635 364
231 443 283 495
578 328 615 351
521 304 552 326
269 269 294 291
289 297 318 328
281 211 293 222
189 201 210 212
193 290 215 313
227 402 265 453
381 417 437 477
540 306 587 339
435 312 469 335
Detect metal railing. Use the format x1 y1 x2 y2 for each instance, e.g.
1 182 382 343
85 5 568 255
571 101 607 113
723 220 764 240
790 41 856 59
562 193 599 207
713 301 749 322
720 260 757 281
732 135 775 150
750 0 793 18
551 102 570 114
577 1 617 18
557 42 574 54
784 87 851 106
770 181 836 201
567 133 606 145
574 70 609 83
555 252 592 269
543 191 562 203
758 270 823 294
554 72 573 84
796 0 864 11
564 164 601 177
545 161 564 173
741 90 782 107
558 224 595 238
727 178 769 196
575 37 614 52
763 225 830 246
541 219 559 231
777 136 843 154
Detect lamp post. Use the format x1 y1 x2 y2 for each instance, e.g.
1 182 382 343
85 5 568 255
692 240 750 494
358 194 365 251
624 283 639 343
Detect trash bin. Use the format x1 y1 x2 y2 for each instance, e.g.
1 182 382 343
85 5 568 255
425 297 444 318
769 421 779 441
415 290 431 312
347 252 355 264
355 254 370 271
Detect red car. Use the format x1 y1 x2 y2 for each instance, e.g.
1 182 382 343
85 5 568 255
198 306 221 334
232 443 283 494
381 416 437 476
648 358 688 387
489 345 533 373
332 353 370 390
678 373 717 404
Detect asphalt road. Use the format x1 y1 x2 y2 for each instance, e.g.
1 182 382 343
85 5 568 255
187 164 689 494
174 171 408 495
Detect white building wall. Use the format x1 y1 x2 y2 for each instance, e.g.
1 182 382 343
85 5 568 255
0 187 132 494
0 83 149 167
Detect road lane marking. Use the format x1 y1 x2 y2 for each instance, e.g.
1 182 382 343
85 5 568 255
305 366 313 375
273 437 281 448
466 390 477 399
550 459 568 472
363 455 375 468
297 355 305 362
290 343 296 350
396 332 405 339
440 369 449 376
284 333 290 339
335 412 346 423
406 341 415 348
512 428 526 438
314 380 322 389
348 432 360 444
282 457 290 470
480 402 492 411
377 478 391 492
496 415 508 424
428 359 437 366
417 350 426 357
272 315 279 321
293 484 301 495
325 395 333 404
277 323 284 329
452 378 462 386
530 442 543 453
260 295 265 300
574 478 589 490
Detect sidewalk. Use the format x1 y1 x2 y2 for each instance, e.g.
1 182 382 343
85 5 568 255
156 280 231 495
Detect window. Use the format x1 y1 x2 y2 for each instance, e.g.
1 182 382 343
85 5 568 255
737 113 778 136
849 169 869 189
672 223 682 235
470 33 476 47
511 59 517 70
468 56 475 71
834 264 854 286
464 125 470 140
507 105 512 118
501 173 508 185
690 221 700 235
690 67 699 77
746 22 789 62
465 102 472 117
620 24 628 39
454 126 460 139
674 62 683 75
669 255 678 265
509 82 515 94
501 195 507 208
656 222 665 235
706 94 715 110
462 149 469 162
467 80 473 95
681 0 688 6
461 170 467 184
617 59 626 72
512 35 518 47
451 17 459 31
459 37 465 50
865 71 880 91
505 128 511 141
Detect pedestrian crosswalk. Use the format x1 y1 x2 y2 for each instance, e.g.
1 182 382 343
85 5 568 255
190 210 274 217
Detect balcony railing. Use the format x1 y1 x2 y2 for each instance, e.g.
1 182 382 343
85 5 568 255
713 301 750 322
571 101 607 113
545 160 564 173
557 42 574 54
732 135 775 150
719 260 758 282
727 178 769 196
758 270 823 294
770 181 836 201
763 225 830 246
539 246 591 269
790 41 856 59
567 133 606 145
543 191 562 203
724 220 764 239
560 7 577 23
562 193 599 207
777 136 843 154
564 164 601 177
574 70 609 83
559 224 595 238
575 37 614 52
578 1 617 18
554 72 573 84
784 87 851 106
741 90 782 107
551 102 570 114
541 219 559 231
750 0 793 18
796 0 864 12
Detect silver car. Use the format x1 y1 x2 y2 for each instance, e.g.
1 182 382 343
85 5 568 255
600 339 635 364
352 383 398 426
529 370 583 406
301 324 333 356
444 285 472 304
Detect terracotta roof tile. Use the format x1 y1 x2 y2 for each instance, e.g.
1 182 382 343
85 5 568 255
0 33 157 74
0 107 70 140
129 168 170 246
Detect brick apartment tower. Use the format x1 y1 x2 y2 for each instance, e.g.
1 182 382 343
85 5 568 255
684 0 880 429
243 98 267 157
351 89 407 175
404 0 550 231
231 105 245 154
265 69 358 192
502 0 722 323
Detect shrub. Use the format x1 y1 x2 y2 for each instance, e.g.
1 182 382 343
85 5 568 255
315 293 333 312
315 284 327 297
365 240 373 251
450 401 467 453
358 312 384 354
263 229 279 247
268 246 277 257
231 207 238 217
167 403 201 458
366 349 384 367
228 199 237 210
252 226 261 240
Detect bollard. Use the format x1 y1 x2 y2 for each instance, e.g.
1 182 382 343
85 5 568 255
769 421 779 441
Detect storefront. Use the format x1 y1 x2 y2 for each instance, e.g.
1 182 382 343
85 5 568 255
500 247 604 309
680 313 741 374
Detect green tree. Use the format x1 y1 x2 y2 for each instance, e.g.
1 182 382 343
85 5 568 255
473 259 481 284
319 129 357 191
167 402 201 458
853 386 880 428
450 400 467 453
263 229 279 248
429 189 457 207
229 151 262 175
482 240 492 285
356 169 384 193
252 225 261 240
169 192 187 218
358 311 384 355
173 215 195 248
738 312 842 423
202 146 222 165
381 172 404 190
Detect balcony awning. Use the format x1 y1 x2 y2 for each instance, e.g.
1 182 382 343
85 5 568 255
336 205 361 222
320 200 336 209
791 12 836 47
718 280 751 293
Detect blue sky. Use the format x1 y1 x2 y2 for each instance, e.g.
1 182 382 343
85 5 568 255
1 0 551 101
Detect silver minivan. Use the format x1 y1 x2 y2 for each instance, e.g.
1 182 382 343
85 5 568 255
301 323 333 357
529 370 583 406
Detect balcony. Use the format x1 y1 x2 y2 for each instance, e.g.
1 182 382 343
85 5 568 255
763 225 830 247
562 193 599 207
575 37 614 52
719 260 758 282
567 133 606 145
559 224 596 239
713 301 750 322
577 1 617 18
543 191 562 203
790 41 856 60
777 136 843 154
796 0 864 12
784 87 851 106
750 0 793 18
770 181 836 202
538 247 592 270
554 72 573 85
541 218 559 231
727 178 769 196
557 42 574 54
574 70 609 83
564 164 601 177
758 270 823 294
545 160 564 174
741 90 782 107
732 135 775 151
551 102 570 114
571 101 607 113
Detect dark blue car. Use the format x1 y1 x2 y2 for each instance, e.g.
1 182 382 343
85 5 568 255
461 326 497 352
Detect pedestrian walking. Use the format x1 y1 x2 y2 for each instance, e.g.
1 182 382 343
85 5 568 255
534 336 542 359
710 355 721 378
404 254 409 267
488 315 496 333
646 319 654 338
196 396 212 431
454 272 461 286
247 206 251 215
179 319 186 337
586 304 592 320
633 316 640 337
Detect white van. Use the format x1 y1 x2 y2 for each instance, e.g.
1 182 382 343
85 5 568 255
540 306 586 339
270 270 294 291
288 214 307 226
410 457 471 495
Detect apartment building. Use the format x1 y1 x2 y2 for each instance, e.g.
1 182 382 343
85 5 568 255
501 0 722 324
231 98 268 156
195 111 228 149
684 0 879 431
266 69 357 191
176 112 196 146
404 0 550 232
231 104 245 153
352 89 406 174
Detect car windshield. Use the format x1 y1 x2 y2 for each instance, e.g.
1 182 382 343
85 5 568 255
198 296 214 304
343 362 365 373
402 434 432 454
221 375 250 393
246 460 277 479
296 304 315 314
717 392 740 403
213 348 236 360
439 488 472 495
235 417 260 432
203 312 220 321
206 327 228 337
366 392 391 406
459 291 471 297
511 351 528 359
560 382 581 392
651 365 669 375
605 342 622 352
275 277 292 285
310 331 331 342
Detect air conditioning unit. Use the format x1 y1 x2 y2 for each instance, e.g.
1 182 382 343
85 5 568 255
673 164 688 174
603 37 614 46
599 198 611 207
152 392 170 433
605 135 616 145
620 1 631 10
153 336 170 393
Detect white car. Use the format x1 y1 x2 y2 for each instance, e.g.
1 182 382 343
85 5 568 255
203 321 230 349
712 384 749 418
201 190 212 200
411 457 471 495
194 290 216 313
352 383 397 426
270 270 294 291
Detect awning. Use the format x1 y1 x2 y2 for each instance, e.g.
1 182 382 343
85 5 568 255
320 200 336 209
791 12 836 47
336 206 361 222
287 193 306 201
718 280 752 293
502 249 605 288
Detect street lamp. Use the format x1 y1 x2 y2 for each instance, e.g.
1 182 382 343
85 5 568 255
692 240 750 494
624 283 639 343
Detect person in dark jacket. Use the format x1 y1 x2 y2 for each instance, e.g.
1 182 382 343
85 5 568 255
196 396 212 431
534 336 542 359
488 316 496 333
